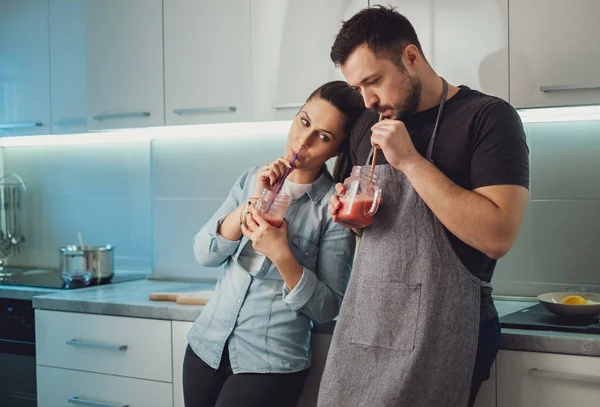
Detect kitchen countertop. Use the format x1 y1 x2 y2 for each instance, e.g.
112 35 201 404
0 284 61 300
32 278 215 322
27 279 600 357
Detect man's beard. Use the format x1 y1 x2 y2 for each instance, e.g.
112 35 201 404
377 75 422 120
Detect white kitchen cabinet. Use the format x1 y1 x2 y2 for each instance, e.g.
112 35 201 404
37 366 173 407
49 0 88 134
172 321 193 407
0 0 51 137
497 350 600 407
36 310 172 382
380 0 509 101
509 0 600 108
86 0 164 131
164 0 251 126
250 0 368 122
296 333 333 407
473 361 496 407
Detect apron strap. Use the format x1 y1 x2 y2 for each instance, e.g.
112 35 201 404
425 78 449 162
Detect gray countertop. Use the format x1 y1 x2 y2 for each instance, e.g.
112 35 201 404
32 278 214 322
0 284 61 300
23 279 600 357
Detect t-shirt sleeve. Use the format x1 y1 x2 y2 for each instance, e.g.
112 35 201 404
471 100 530 189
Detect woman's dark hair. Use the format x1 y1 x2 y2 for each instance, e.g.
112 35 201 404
330 5 425 71
305 80 365 182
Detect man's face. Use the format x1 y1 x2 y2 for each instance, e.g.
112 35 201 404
341 44 422 120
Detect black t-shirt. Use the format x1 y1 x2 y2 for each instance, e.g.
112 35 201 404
349 86 530 320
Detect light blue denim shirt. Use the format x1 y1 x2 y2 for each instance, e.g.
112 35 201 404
187 166 355 374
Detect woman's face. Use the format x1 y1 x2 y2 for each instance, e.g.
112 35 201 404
286 98 347 171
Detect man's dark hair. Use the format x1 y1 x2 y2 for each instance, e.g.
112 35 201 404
305 81 365 182
330 5 425 70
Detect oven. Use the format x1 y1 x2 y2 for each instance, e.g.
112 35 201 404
0 297 37 407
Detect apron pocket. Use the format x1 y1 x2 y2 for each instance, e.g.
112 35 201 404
349 282 421 351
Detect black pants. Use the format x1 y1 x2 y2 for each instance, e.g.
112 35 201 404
183 344 309 407
467 317 502 407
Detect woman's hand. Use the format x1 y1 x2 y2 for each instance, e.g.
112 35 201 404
255 157 294 197
241 205 289 262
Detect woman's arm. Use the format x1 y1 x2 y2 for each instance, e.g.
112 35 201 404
193 170 254 267
280 222 355 323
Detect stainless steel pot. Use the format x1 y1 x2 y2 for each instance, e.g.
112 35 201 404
59 244 115 283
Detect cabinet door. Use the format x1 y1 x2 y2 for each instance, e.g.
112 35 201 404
172 321 193 407
86 0 164 130
250 0 368 122
381 0 509 101
37 366 173 407
497 350 600 407
49 0 88 134
510 0 600 108
432 0 508 101
35 310 172 382
164 0 251 126
296 334 333 407
473 361 496 407
0 0 51 137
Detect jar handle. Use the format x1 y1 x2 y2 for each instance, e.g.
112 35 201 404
364 187 382 217
239 197 258 227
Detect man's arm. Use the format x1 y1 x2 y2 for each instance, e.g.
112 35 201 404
403 158 528 259
370 100 529 260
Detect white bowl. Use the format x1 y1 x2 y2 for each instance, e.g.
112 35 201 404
537 292 600 318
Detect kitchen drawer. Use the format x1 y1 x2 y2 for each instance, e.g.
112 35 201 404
497 350 600 407
35 310 172 382
37 365 172 407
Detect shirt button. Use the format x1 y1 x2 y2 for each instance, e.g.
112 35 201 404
238 300 241 303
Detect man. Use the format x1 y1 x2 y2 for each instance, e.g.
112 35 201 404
318 6 529 407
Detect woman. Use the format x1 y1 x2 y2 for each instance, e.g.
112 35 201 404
183 81 365 407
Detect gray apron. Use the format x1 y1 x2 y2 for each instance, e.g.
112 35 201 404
318 79 481 407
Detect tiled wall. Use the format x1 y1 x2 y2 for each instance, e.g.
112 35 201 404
3 120 600 294
492 120 600 295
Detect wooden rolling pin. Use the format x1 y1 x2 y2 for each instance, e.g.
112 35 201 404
149 290 214 305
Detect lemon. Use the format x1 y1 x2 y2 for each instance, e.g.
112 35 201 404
561 295 587 305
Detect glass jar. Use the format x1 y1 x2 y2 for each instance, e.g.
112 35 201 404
337 166 382 228
241 188 290 228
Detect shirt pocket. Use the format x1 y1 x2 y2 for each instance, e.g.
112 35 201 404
348 282 421 351
290 234 319 259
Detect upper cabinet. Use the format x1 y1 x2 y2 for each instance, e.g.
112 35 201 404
382 0 509 101
86 0 165 131
4 0 600 137
164 0 251 126
49 0 88 134
509 0 600 108
250 0 368 122
0 0 51 137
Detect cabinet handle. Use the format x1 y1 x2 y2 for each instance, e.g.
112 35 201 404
173 107 236 115
92 112 150 121
272 103 304 110
66 339 127 351
529 368 600 384
68 396 128 407
54 118 87 126
540 84 600 92
0 122 43 129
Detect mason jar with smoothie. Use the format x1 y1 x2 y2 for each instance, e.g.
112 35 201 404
241 189 290 228
336 166 382 228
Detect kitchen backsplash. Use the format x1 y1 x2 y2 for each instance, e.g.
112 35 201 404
3 119 600 295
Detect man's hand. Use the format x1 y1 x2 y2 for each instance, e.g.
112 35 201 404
370 119 423 173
